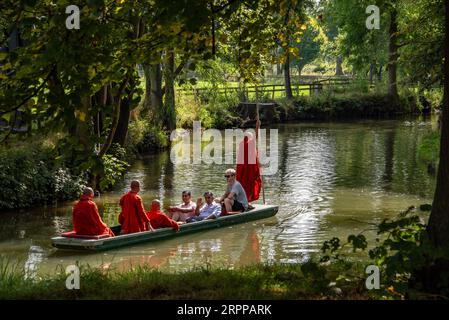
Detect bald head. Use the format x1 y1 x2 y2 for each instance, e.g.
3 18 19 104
245 132 254 140
151 199 161 211
83 187 94 197
131 180 140 192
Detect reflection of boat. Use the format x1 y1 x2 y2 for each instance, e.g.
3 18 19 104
51 204 278 252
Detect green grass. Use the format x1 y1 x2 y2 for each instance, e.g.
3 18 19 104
0 258 370 300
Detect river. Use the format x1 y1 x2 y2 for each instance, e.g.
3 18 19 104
0 118 437 277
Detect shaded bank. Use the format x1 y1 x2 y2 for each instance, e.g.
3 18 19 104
0 262 368 300
275 93 419 123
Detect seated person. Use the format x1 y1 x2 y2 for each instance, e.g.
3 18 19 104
72 187 114 237
147 200 180 231
168 190 196 222
216 168 249 215
119 180 154 234
186 192 221 223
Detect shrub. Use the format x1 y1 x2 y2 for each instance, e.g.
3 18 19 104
52 167 85 201
0 145 86 211
281 91 413 121
176 91 241 129
127 119 169 155
100 154 130 191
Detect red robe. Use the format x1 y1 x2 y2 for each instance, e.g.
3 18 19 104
147 203 179 231
72 195 114 237
119 191 150 234
236 136 262 202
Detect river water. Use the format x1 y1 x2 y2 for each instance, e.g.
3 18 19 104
0 118 437 277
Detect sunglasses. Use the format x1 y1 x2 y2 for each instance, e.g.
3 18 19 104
224 175 233 178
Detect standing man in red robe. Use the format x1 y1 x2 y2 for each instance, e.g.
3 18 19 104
119 180 154 234
236 123 262 203
72 187 114 237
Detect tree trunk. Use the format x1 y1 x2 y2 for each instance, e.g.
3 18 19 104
297 65 303 77
112 93 131 147
427 0 449 247
150 63 163 125
277 63 282 76
369 62 375 85
382 130 395 190
335 56 344 76
98 77 129 158
276 47 283 76
377 65 383 82
7 27 21 50
284 53 293 100
162 51 176 132
143 64 152 112
93 86 107 138
387 9 400 106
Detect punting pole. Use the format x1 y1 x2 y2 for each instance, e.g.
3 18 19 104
255 85 266 204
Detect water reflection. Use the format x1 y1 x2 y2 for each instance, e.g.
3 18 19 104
0 119 437 276
24 245 44 279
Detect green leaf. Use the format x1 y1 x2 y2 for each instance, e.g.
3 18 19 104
188 62 196 71
419 204 432 211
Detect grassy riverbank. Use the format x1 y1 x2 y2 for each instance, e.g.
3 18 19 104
0 261 370 300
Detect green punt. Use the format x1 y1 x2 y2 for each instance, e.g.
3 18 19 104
51 204 278 252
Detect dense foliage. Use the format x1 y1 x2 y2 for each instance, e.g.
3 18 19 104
0 145 85 210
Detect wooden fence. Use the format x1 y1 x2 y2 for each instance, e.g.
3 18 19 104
176 76 354 101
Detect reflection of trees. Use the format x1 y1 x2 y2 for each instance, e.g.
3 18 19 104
391 124 435 197
162 153 175 199
334 128 374 188
382 129 396 190
142 153 168 192
276 124 290 204
332 121 435 197
52 215 71 235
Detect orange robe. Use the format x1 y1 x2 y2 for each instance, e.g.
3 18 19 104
72 195 114 237
147 204 179 231
119 191 150 234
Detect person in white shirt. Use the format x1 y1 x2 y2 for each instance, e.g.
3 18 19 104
186 192 221 223
168 190 196 222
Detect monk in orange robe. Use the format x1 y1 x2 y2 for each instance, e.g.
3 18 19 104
118 180 154 234
147 200 180 231
72 187 114 237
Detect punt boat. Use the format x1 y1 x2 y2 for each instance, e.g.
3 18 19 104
51 204 278 251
